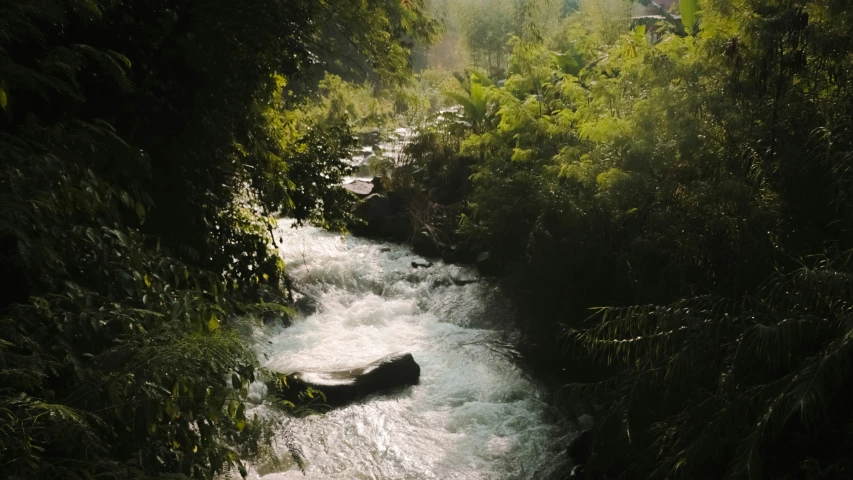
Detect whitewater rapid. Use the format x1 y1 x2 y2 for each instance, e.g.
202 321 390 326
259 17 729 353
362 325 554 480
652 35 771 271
247 219 568 479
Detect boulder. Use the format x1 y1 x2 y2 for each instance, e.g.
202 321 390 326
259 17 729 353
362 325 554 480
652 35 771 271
451 268 479 286
412 259 433 269
352 194 394 229
381 212 412 239
412 229 441 258
578 414 595 429
476 251 500 275
343 180 374 197
350 194 411 240
441 244 477 264
275 352 421 406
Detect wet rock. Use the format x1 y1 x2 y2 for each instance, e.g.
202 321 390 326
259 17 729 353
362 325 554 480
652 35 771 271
349 193 412 240
412 229 441 258
343 180 374 197
578 414 595 429
273 352 420 406
476 251 500 275
352 194 394 234
441 244 477 264
430 275 453 288
568 429 593 465
412 259 433 269
293 292 318 316
381 212 412 239
451 268 479 286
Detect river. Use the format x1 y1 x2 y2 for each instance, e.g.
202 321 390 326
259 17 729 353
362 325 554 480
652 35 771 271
243 122 567 480
243 139 570 479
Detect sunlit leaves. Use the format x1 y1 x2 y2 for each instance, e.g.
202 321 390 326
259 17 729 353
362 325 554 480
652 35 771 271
208 314 220 332
679 0 699 35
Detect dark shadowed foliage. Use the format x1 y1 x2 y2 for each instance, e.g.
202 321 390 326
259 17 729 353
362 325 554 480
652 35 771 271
0 0 436 478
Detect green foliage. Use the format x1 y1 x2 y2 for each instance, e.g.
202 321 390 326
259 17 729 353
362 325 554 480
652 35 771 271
0 151 278 478
565 253 853 478
444 71 493 131
399 0 853 476
551 45 585 76
0 0 435 478
679 0 700 34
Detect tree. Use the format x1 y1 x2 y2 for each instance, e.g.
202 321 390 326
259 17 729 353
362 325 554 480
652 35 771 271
0 0 436 478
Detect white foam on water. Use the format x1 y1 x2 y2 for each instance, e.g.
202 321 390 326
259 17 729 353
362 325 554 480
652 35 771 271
248 220 564 479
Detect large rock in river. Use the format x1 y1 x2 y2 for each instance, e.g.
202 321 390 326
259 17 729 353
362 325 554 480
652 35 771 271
276 352 420 406
353 193 394 225
350 193 411 239
412 229 442 258
343 180 375 197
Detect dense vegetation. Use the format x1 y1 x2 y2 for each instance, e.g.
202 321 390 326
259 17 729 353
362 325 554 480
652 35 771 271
0 1 435 478
6 0 853 477
378 0 853 477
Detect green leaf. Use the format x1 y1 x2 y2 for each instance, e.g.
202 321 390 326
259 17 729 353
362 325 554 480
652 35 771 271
208 314 220 331
445 92 477 123
235 403 246 431
679 0 699 34
231 373 240 389
0 88 7 109
552 51 582 76
135 202 146 224
469 77 487 120
469 70 493 87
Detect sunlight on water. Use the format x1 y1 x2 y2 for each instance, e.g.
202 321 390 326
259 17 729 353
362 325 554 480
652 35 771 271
246 220 566 479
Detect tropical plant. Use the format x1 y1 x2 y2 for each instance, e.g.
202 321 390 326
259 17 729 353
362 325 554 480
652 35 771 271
679 0 700 35
444 71 494 131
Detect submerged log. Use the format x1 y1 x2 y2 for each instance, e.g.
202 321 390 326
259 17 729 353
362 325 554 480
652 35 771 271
274 352 421 406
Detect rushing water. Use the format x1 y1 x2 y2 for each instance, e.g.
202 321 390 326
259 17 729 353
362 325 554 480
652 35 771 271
245 219 568 479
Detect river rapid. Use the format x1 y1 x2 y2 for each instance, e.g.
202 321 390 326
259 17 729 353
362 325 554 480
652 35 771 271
244 219 570 479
